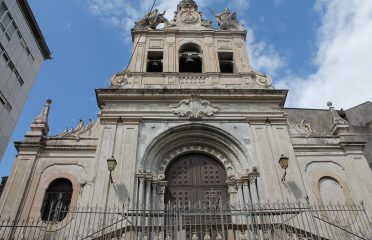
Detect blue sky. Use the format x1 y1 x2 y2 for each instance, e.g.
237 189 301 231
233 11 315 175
0 0 371 176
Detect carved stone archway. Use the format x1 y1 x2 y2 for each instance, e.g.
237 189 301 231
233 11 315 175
135 124 260 210
141 123 252 177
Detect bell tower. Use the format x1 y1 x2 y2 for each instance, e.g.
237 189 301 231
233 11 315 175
96 0 289 208
111 0 273 89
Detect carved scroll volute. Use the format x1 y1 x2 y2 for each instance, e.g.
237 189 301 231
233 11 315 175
170 95 219 119
111 72 129 87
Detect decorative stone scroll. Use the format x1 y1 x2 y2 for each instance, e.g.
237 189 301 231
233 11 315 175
53 119 94 141
170 95 219 119
251 71 272 88
111 72 128 87
288 119 317 138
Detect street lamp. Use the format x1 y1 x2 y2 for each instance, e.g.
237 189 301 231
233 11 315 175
107 156 117 183
278 154 289 182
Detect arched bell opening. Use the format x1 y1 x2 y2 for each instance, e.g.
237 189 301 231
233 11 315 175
179 42 202 73
164 153 228 206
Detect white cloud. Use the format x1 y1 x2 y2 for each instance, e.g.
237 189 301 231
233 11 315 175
229 0 249 10
83 0 285 77
83 0 252 38
278 0 372 109
85 0 143 40
247 28 285 77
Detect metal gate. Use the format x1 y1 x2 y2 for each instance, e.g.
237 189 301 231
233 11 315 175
1 201 371 239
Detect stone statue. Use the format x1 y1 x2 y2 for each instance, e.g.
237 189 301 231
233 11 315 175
134 9 171 30
210 8 245 31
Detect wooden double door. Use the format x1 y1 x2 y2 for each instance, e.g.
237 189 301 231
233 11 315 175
165 154 228 206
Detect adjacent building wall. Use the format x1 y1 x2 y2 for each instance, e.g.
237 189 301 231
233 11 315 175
0 0 50 161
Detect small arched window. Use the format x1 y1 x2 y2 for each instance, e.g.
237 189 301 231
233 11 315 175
41 178 73 222
179 43 202 73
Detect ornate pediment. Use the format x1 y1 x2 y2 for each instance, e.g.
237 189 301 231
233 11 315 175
170 95 219 119
165 0 213 30
177 0 198 11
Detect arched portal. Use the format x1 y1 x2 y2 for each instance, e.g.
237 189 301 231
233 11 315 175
137 123 258 211
165 154 228 205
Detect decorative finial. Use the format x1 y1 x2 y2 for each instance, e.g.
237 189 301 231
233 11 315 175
25 99 52 142
177 0 198 11
328 101 349 135
33 99 52 124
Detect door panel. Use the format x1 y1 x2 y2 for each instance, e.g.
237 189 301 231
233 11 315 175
165 154 228 205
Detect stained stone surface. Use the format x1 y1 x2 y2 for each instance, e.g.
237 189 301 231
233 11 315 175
1 0 372 226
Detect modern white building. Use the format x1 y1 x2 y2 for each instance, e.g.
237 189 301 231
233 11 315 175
0 0 50 161
0 0 371 239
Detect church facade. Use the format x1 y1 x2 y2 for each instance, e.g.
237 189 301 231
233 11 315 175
0 0 371 239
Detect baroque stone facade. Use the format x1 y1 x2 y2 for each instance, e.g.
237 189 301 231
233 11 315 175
0 0 371 238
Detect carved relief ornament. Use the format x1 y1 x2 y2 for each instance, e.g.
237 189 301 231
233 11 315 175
180 10 199 24
170 95 219 119
111 73 128 87
288 119 317 138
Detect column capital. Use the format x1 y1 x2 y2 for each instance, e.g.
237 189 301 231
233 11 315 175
236 179 243 186
157 181 167 194
135 172 146 179
248 172 259 184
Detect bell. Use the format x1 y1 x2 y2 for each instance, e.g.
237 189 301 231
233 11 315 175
151 61 159 67
185 55 194 63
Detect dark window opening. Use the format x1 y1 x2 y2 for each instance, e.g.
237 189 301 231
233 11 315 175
0 94 6 105
218 52 234 73
179 43 202 73
0 176 8 199
41 178 73 222
147 51 163 72
0 2 7 18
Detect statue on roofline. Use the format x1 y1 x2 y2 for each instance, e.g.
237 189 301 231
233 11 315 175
209 8 245 31
134 9 175 30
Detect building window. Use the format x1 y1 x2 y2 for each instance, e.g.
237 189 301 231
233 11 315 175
218 52 234 73
0 42 5 66
0 43 24 96
0 3 34 61
147 51 163 72
179 43 202 73
41 178 73 222
0 2 6 19
0 91 5 106
0 91 11 112
0 5 19 41
19 33 35 62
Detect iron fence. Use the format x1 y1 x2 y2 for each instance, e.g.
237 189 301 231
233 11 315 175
0 201 371 240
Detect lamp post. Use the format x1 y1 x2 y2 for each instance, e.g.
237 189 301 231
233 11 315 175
278 154 289 182
107 156 117 183
102 156 118 236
